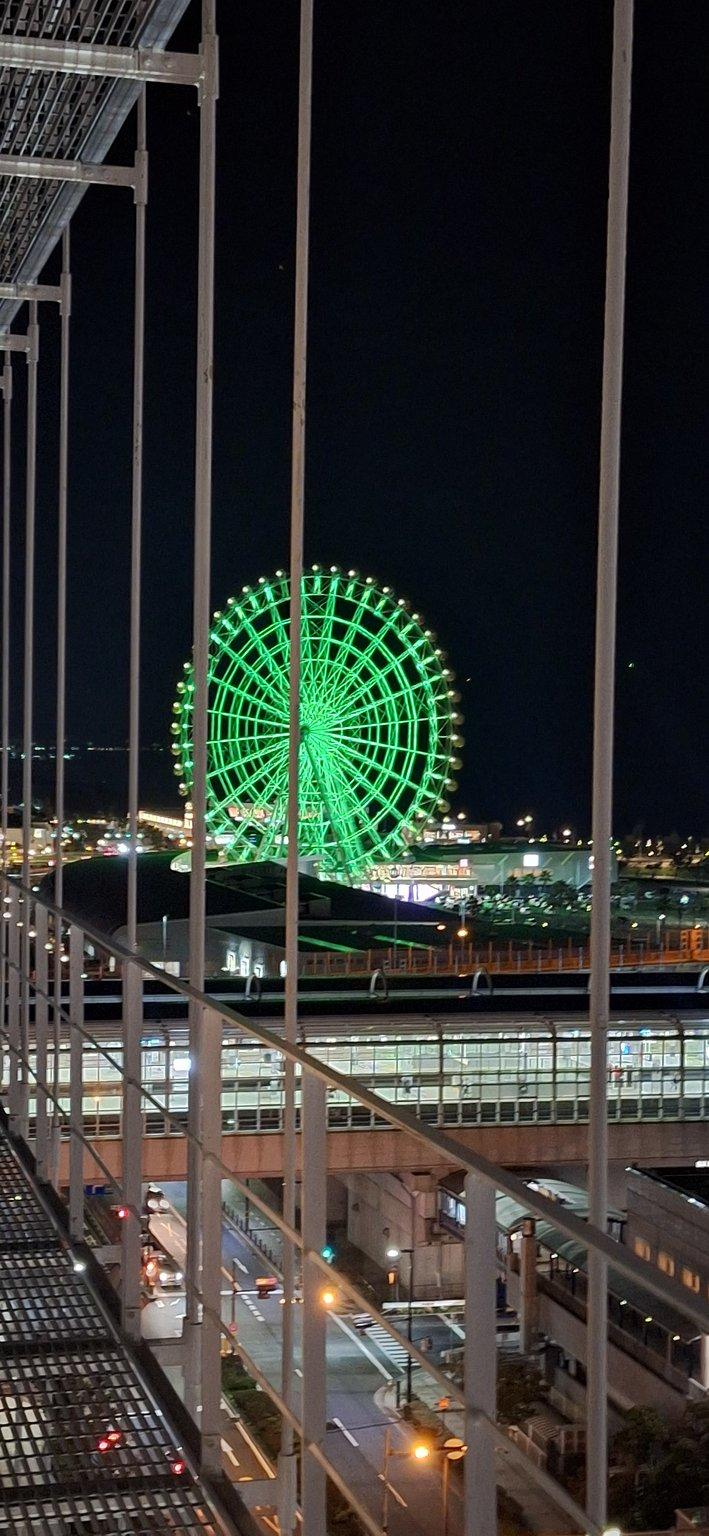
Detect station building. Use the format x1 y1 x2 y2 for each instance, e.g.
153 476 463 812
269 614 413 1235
365 839 610 904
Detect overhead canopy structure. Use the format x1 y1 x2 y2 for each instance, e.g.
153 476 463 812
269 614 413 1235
0 0 190 331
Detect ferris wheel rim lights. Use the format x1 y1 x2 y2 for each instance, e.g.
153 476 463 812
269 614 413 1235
173 566 460 879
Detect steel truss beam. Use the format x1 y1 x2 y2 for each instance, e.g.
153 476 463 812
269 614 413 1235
0 282 61 305
0 154 139 193
0 37 203 87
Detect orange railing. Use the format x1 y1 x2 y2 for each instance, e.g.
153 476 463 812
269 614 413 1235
300 931 709 979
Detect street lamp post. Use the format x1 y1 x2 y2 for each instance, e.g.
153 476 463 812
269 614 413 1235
442 1439 466 1534
381 1422 392 1533
230 1257 238 1332
380 1426 430 1533
386 1243 416 1405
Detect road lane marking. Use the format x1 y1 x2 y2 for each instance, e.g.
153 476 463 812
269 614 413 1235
378 1472 407 1508
331 1313 393 1381
222 1442 241 1470
332 1416 359 1447
227 1405 275 1479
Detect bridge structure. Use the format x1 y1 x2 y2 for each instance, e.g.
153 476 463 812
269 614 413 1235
9 985 709 1176
1 4 706 1536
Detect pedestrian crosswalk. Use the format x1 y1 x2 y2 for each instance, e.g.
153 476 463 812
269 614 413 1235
349 1315 413 1373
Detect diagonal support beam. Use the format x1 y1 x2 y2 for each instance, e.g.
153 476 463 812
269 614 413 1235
0 37 203 86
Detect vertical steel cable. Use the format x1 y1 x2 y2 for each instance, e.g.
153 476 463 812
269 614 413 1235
185 0 218 1362
122 90 148 1340
126 91 146 951
587 2 633 1524
19 300 38 1138
50 228 70 1185
1 348 11 1054
280 2 314 1527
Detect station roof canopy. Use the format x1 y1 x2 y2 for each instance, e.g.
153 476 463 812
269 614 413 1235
441 1172 695 1342
0 0 190 332
39 852 448 952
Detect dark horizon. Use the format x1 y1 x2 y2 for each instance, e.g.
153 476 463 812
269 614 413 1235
4 1 707 834
4 743 705 844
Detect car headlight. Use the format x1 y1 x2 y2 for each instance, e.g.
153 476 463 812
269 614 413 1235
159 1271 171 1285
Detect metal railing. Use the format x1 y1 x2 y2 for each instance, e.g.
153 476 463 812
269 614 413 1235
300 933 709 978
2 870 709 1536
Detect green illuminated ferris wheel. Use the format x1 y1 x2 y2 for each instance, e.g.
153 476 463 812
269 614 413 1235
172 565 462 879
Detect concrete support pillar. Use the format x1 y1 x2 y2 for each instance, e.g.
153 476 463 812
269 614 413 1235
68 923 84 1241
464 1171 496 1536
301 1071 327 1536
121 958 143 1339
34 903 49 1177
199 1006 224 1475
519 1218 537 1355
7 884 20 1133
700 1334 709 1390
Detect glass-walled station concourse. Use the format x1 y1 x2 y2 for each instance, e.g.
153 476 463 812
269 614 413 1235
12 1018 709 1140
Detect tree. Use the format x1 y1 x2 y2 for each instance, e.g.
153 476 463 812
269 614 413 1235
496 1359 548 1426
610 1401 709 1529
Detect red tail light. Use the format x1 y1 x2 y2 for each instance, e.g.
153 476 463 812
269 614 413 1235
170 1458 186 1476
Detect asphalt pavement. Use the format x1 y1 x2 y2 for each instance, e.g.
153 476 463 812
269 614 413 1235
142 1182 470 1535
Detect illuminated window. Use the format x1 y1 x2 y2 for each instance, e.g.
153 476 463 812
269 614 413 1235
657 1251 675 1277
523 853 540 869
681 1267 700 1292
634 1238 652 1261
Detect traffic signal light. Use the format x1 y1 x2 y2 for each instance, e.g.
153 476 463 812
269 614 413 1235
387 1267 398 1287
321 1244 335 1264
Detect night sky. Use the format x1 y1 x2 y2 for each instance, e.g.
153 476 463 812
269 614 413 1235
8 2 708 834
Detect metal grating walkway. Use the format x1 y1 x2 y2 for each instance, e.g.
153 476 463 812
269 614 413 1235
0 0 191 327
0 1132 226 1534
